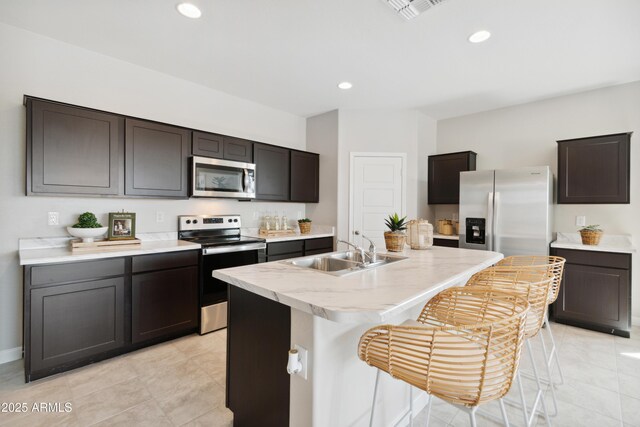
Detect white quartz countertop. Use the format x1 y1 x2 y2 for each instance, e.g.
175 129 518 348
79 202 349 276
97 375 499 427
242 226 334 243
19 233 201 265
213 246 503 323
433 233 459 240
551 232 635 254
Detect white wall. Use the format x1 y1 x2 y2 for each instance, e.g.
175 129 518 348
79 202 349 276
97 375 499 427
306 110 339 228
437 81 640 321
335 109 437 242
0 23 307 358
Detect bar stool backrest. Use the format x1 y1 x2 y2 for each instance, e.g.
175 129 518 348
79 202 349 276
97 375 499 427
496 256 566 303
465 267 554 339
359 287 529 407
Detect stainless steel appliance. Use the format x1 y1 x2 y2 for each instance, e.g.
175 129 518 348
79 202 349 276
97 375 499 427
190 156 256 199
459 166 553 257
178 215 266 334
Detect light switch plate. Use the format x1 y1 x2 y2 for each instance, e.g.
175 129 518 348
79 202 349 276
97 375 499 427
156 212 164 223
576 216 586 227
47 212 59 226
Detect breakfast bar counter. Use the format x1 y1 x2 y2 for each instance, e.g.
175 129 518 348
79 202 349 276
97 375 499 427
215 246 503 427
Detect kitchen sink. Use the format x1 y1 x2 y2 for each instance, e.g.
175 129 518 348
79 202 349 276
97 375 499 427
284 251 408 276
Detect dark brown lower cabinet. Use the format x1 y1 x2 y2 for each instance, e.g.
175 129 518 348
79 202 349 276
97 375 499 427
24 250 199 381
433 238 459 248
227 286 291 427
132 266 198 343
304 236 334 255
551 248 632 337
265 237 334 262
29 277 125 374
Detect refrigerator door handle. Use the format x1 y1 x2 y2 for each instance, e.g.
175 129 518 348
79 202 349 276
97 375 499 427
493 192 500 253
487 192 494 251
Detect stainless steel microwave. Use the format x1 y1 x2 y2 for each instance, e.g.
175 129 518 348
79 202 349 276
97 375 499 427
190 156 256 199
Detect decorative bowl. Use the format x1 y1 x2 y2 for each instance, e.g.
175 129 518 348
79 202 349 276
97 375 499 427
67 226 108 243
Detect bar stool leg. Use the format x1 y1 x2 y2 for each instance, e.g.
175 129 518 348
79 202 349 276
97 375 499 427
526 340 551 427
499 398 510 427
469 408 478 427
516 370 529 427
545 314 564 385
408 385 414 427
538 330 559 416
424 395 433 427
369 370 380 427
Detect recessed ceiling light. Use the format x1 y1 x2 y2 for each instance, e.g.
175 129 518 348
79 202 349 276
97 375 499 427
176 3 202 19
337 82 353 90
468 30 491 43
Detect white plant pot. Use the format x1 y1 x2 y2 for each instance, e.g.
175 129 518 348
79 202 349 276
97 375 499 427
67 226 108 243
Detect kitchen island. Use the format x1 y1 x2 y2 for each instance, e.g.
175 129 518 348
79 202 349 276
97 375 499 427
213 246 503 427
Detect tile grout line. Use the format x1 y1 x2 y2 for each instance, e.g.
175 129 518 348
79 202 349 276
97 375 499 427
85 398 156 427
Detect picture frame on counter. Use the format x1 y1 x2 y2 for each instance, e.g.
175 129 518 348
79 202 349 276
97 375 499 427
108 212 136 240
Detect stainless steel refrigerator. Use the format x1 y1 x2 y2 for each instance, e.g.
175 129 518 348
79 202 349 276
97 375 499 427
459 166 553 257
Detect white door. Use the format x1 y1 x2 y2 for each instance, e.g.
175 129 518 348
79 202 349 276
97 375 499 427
350 154 405 250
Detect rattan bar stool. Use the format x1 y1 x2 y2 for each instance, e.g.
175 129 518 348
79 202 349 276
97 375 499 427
495 256 566 414
467 267 555 427
358 286 530 427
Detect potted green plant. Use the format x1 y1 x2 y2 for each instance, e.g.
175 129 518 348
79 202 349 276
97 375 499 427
384 213 407 252
67 212 108 243
579 224 603 246
298 218 312 234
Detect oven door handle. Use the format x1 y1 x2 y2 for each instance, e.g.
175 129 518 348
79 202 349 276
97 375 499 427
202 242 266 255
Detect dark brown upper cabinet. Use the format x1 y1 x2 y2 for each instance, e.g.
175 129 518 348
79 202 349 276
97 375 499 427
223 136 253 163
125 119 190 198
26 98 123 196
254 143 290 201
192 131 224 159
428 151 477 204
290 150 319 203
557 133 631 204
192 132 253 163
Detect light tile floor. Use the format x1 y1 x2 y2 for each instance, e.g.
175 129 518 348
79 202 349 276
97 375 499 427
0 330 231 427
0 323 639 426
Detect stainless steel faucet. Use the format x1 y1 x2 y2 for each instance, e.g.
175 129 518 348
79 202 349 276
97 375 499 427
355 231 377 262
337 239 370 266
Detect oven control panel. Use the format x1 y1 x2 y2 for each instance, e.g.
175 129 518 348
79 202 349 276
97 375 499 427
179 215 241 231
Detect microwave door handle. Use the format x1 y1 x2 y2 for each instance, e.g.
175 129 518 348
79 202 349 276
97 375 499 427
242 168 248 192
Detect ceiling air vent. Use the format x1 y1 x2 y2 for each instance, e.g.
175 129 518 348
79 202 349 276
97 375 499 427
383 0 449 21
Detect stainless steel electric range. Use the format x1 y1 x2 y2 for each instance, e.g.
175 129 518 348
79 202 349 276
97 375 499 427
178 215 266 334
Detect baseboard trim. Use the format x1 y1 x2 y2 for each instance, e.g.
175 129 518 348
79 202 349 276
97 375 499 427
0 347 22 365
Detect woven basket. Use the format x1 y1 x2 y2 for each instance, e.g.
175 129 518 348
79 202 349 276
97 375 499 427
580 230 602 245
384 232 406 252
298 222 312 234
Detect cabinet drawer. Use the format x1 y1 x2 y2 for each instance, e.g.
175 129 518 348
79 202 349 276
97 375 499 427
132 251 198 273
267 240 304 257
433 238 459 248
30 258 126 287
305 237 333 252
552 248 630 270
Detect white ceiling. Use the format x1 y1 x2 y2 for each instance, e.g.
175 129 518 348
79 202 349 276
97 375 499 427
1 0 639 119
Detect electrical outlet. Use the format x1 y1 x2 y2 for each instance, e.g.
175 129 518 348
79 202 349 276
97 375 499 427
156 212 164 223
294 344 308 380
47 212 59 226
576 216 586 227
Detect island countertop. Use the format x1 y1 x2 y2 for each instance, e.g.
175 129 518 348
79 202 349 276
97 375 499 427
213 246 503 323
